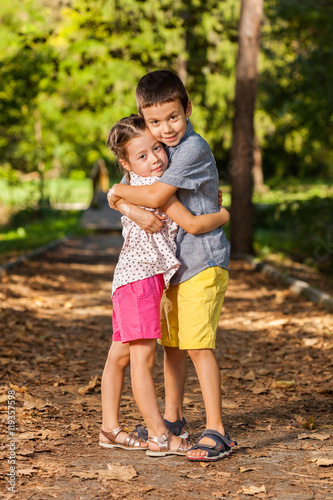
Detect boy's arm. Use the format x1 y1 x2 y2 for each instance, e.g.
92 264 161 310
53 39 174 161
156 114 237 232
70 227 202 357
114 198 165 234
162 195 230 235
108 182 177 210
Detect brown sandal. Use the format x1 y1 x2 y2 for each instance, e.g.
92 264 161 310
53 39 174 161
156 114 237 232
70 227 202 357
99 426 147 450
146 429 192 457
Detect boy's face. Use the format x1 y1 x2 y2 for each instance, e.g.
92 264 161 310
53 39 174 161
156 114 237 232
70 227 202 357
141 99 192 147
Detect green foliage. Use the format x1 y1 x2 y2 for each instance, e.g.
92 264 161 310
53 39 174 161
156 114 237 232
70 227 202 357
0 0 332 184
254 195 333 272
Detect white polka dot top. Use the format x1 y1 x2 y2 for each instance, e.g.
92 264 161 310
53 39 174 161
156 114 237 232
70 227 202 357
111 172 180 296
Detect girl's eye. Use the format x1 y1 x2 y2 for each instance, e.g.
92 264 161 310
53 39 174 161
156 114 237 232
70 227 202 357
152 120 159 126
139 154 146 160
154 145 161 151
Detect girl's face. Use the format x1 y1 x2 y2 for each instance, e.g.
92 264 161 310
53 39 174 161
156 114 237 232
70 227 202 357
120 129 168 177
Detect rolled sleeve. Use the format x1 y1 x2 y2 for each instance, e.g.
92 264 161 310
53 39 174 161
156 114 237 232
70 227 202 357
159 141 214 192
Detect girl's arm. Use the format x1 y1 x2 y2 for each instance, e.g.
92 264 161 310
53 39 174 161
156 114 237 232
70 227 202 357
115 199 165 234
162 195 230 235
108 182 177 209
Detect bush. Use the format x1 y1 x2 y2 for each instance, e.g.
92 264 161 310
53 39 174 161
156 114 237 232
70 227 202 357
254 196 333 271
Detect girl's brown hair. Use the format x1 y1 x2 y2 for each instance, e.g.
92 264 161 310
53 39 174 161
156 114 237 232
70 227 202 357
107 114 147 182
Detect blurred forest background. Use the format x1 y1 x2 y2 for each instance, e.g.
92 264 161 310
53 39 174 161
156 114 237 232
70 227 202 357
0 0 332 275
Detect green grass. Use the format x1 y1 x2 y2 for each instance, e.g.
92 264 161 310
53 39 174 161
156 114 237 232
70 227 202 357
0 178 93 209
0 211 87 261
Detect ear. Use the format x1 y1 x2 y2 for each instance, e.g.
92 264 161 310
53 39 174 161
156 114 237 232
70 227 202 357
119 159 131 172
186 100 192 118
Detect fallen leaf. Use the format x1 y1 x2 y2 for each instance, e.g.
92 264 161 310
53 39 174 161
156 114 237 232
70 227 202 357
240 485 266 495
0 358 11 365
105 464 137 481
78 375 101 395
24 393 54 410
222 400 239 409
302 338 320 347
200 462 210 468
239 467 256 473
295 415 316 430
228 370 242 379
254 424 272 432
17 468 38 476
274 380 295 388
244 370 256 381
310 432 330 441
298 433 330 441
17 442 35 456
9 383 28 392
17 430 51 440
251 385 267 395
312 458 333 467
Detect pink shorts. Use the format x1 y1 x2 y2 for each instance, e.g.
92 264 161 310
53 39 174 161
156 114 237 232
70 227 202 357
112 274 164 343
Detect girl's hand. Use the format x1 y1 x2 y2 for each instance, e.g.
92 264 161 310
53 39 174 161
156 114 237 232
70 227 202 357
218 189 223 208
107 186 120 210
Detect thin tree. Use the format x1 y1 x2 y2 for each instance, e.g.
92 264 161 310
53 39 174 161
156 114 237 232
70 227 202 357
230 0 263 255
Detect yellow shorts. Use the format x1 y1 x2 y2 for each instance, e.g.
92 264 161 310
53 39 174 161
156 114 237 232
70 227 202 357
160 267 229 350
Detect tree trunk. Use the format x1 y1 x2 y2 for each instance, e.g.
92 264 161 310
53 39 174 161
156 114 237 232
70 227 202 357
230 0 263 255
252 138 267 193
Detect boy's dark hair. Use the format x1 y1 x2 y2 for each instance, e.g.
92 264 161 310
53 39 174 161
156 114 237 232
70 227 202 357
136 70 189 115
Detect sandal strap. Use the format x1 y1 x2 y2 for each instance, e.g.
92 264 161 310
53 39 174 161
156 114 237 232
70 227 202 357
176 437 192 453
148 429 172 451
203 429 237 448
123 432 146 448
100 425 124 444
148 430 191 453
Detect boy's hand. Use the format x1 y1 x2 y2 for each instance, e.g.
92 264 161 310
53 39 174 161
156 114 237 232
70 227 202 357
107 186 120 210
218 189 223 207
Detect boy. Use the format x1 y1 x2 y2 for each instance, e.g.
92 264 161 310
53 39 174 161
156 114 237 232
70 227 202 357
108 70 236 461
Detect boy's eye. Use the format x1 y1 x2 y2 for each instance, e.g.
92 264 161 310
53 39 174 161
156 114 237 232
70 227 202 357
154 145 161 151
170 115 177 120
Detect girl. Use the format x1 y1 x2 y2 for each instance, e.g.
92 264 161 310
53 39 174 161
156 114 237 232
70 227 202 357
99 115 230 456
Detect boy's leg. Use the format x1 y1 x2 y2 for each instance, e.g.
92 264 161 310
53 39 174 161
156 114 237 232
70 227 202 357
163 346 187 423
186 348 224 458
173 267 233 459
160 286 187 427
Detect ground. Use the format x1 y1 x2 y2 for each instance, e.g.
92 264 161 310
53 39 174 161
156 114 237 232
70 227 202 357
0 235 332 500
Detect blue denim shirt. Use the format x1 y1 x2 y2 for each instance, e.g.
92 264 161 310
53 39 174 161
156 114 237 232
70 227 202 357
159 120 231 285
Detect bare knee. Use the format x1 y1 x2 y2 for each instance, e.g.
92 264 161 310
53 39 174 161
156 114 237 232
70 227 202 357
107 343 130 370
188 348 213 364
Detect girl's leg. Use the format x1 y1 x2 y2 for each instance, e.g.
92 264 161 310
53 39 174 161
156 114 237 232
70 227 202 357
100 340 147 447
129 339 186 451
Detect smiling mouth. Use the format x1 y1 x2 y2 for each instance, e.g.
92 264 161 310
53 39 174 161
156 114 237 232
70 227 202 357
163 134 177 141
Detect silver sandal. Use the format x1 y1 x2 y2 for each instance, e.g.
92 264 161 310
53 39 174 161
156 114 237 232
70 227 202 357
99 426 147 450
146 429 192 457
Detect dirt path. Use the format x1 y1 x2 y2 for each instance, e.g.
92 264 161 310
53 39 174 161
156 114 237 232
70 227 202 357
1 235 332 499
